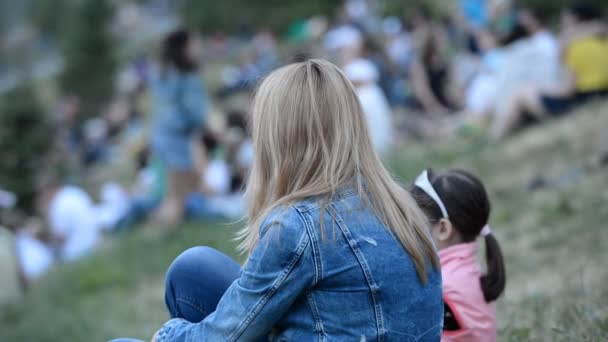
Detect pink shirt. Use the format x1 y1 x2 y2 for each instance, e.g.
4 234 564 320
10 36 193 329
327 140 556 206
440 242 496 342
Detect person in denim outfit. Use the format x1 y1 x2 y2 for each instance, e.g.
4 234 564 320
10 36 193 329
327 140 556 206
147 59 443 341
151 29 208 224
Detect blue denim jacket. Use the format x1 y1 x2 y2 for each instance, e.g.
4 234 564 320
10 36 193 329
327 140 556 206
150 69 207 169
157 189 443 341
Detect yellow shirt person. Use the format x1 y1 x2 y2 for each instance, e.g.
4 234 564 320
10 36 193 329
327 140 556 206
565 37 608 93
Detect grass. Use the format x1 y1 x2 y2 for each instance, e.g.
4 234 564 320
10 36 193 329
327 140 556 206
1 102 608 341
0 222 241 342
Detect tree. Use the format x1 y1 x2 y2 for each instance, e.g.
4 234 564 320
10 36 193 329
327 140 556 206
60 0 117 119
519 0 607 19
29 0 78 44
381 0 608 20
179 0 342 34
0 84 51 213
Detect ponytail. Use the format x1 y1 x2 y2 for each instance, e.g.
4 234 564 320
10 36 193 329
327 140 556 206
410 168 506 301
480 233 506 302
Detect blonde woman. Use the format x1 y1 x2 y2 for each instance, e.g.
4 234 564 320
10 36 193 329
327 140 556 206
150 59 442 341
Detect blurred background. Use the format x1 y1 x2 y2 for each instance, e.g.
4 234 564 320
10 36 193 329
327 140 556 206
0 0 607 340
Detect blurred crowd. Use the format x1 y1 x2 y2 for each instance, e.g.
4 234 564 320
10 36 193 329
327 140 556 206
315 0 608 140
1 0 607 297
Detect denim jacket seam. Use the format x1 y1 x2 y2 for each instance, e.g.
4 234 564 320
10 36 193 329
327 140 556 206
292 189 358 214
294 207 322 285
227 210 311 342
293 201 319 213
297 208 325 339
327 203 386 342
306 292 326 340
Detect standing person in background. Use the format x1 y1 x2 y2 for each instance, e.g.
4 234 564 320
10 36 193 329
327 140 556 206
344 58 393 155
151 29 208 225
411 169 506 341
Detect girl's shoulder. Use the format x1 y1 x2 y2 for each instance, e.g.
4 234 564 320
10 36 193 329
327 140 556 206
440 243 485 303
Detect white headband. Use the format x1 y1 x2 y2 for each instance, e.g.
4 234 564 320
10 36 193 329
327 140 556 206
414 170 449 219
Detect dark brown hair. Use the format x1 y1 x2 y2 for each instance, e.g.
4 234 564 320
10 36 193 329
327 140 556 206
569 2 603 22
411 169 506 302
161 29 198 73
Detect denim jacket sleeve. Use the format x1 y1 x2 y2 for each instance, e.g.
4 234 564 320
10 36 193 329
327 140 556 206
156 206 316 342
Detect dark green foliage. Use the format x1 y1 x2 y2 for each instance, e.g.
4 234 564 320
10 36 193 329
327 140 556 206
381 0 445 17
0 85 51 213
29 0 79 43
381 0 607 20
519 0 607 15
179 0 342 34
60 0 116 119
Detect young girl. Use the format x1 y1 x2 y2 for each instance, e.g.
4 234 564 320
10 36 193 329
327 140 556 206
411 169 506 341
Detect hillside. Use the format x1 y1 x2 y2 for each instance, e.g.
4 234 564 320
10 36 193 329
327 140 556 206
1 101 607 341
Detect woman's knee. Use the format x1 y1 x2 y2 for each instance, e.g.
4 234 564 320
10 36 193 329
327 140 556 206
166 246 219 285
165 246 220 319
164 246 239 321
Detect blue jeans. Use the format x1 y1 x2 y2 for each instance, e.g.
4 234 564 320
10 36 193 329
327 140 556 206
110 247 240 341
164 246 240 322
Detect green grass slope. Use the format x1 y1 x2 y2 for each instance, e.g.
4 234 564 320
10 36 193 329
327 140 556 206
1 102 607 342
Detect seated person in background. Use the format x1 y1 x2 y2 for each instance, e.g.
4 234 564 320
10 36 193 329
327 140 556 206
198 134 226 195
216 47 265 99
37 173 101 261
464 6 561 126
344 58 393 155
14 218 54 283
322 22 363 65
1 203 53 287
408 9 461 116
95 182 131 231
491 3 608 139
224 110 252 191
360 33 402 107
111 146 168 231
559 4 606 49
185 128 247 220
411 169 506 342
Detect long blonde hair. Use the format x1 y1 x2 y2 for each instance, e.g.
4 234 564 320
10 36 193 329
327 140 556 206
239 59 439 281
